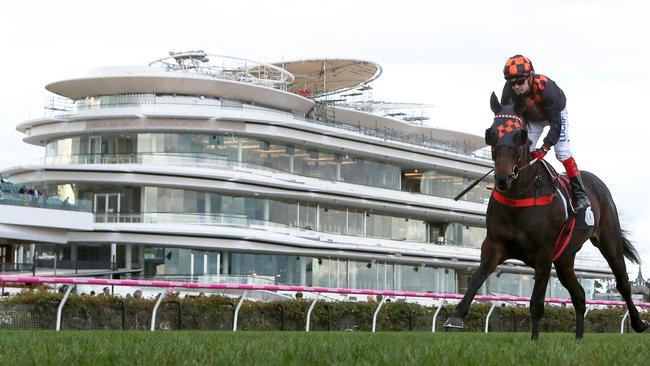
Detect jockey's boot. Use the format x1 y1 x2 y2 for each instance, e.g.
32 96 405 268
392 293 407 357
562 156 591 211
569 175 590 211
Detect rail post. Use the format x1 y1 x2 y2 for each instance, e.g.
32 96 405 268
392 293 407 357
372 296 387 333
620 310 629 334
484 301 498 333
233 290 248 332
306 293 321 332
150 291 166 331
55 285 74 331
432 301 444 333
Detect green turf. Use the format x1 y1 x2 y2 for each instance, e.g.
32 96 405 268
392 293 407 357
0 331 648 366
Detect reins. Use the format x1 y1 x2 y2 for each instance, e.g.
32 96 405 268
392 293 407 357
511 155 542 196
491 156 558 208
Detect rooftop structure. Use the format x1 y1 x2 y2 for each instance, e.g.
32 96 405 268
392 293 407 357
276 58 381 97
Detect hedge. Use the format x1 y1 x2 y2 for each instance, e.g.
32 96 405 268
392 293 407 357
0 290 647 332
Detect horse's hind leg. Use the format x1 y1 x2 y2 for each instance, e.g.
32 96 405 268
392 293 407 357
596 232 649 333
444 238 506 329
554 254 586 339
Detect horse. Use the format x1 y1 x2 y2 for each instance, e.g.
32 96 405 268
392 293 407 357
443 92 648 339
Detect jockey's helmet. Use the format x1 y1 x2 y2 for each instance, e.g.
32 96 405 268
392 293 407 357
503 55 534 80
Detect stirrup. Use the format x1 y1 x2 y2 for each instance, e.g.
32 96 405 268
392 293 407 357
573 197 591 212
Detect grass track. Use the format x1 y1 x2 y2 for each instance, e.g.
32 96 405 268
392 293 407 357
0 331 648 366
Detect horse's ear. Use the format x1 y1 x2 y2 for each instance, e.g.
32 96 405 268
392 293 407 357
490 92 501 114
513 129 528 146
485 127 498 146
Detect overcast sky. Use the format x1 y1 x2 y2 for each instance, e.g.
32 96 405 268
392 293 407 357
1 0 649 279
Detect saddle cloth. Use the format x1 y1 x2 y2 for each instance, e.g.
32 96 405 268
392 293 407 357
544 162 594 261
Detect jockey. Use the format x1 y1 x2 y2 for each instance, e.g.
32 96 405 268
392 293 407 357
500 54 590 211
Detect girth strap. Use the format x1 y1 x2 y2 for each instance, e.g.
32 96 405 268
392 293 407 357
491 190 555 207
552 216 577 261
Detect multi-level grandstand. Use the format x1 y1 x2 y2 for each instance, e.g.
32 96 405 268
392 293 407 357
0 51 611 298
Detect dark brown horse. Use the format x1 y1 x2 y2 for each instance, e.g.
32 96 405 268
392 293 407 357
443 92 648 339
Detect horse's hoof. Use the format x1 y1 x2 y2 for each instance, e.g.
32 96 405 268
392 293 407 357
632 319 650 333
642 320 650 333
443 316 464 329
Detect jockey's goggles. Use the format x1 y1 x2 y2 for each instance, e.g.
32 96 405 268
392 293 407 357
507 77 528 86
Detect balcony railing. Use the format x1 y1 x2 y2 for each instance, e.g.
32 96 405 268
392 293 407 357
94 212 431 245
93 212 604 267
0 191 91 212
151 274 277 285
39 152 491 204
44 95 492 160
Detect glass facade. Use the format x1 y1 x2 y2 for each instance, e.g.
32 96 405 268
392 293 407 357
46 182 439 244
444 223 486 248
12 242 459 292
28 97 494 291
54 93 489 159
45 133 402 190
13 241 597 296
44 132 491 202
485 272 596 299
421 170 491 204
41 181 492 247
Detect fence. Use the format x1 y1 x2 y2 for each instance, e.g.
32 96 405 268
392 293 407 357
1 275 648 333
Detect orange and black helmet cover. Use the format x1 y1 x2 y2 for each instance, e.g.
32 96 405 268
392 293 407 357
503 55 534 79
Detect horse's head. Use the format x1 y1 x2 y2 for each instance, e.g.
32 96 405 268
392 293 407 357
485 92 529 192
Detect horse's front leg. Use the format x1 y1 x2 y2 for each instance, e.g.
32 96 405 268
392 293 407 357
444 238 506 329
530 259 552 341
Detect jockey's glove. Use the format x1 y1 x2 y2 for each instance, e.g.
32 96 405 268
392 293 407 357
532 144 551 160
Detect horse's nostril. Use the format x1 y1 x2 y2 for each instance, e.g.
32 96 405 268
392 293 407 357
495 180 507 192
495 176 512 192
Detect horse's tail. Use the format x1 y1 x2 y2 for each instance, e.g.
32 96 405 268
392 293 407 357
621 229 641 264
585 171 642 264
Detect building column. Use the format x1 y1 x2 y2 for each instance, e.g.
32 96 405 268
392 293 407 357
394 263 401 291
190 253 195 281
222 252 229 275
335 159 341 181
205 192 211 214
203 254 208 275
139 246 145 269
110 243 117 270
125 244 132 270
299 256 307 286
363 211 367 236
29 244 36 263
70 245 78 262
263 200 270 221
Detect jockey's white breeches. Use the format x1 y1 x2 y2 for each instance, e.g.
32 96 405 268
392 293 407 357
527 108 572 162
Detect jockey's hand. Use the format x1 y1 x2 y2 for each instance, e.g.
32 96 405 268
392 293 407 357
532 144 550 160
